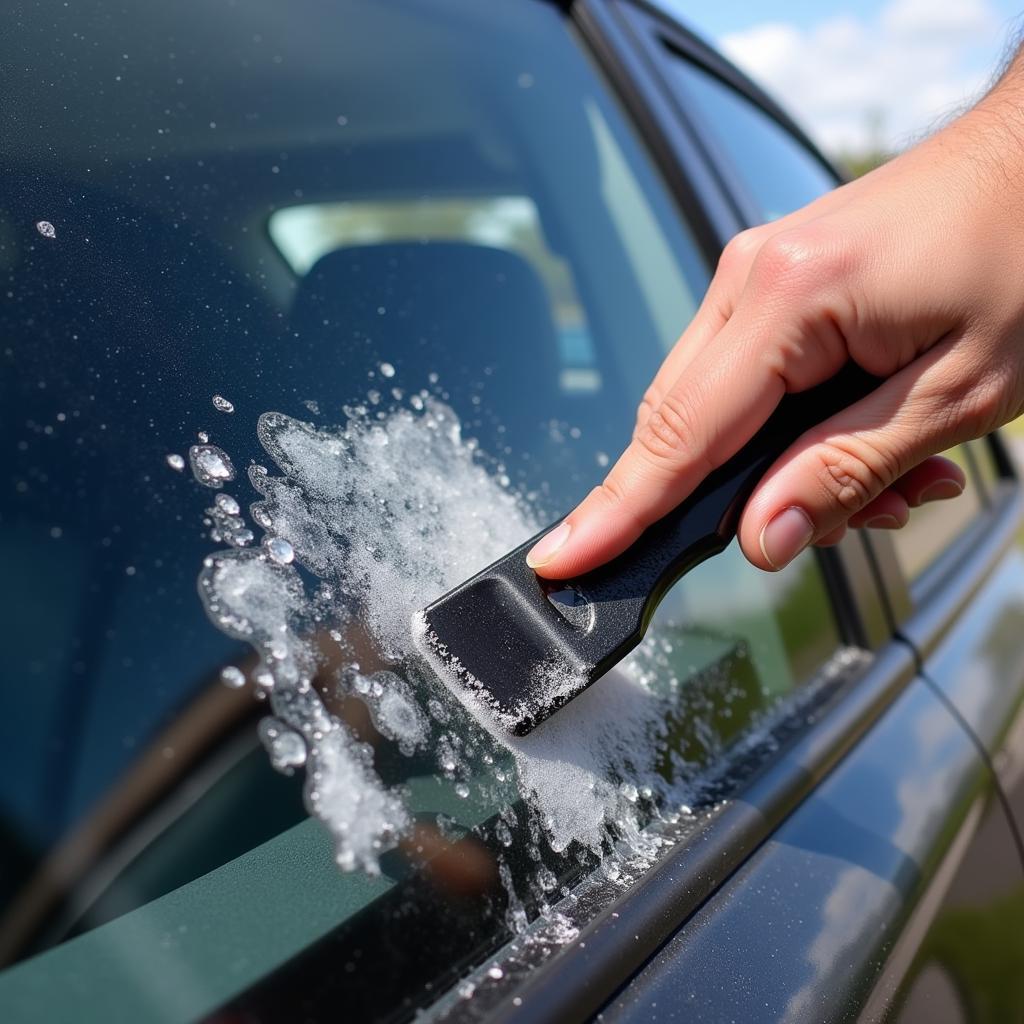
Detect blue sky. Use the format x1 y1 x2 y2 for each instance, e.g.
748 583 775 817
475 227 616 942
662 0 1023 152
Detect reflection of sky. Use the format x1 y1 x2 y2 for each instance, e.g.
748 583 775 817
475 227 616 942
780 552 1024 1022
781 682 969 1022
657 0 1022 152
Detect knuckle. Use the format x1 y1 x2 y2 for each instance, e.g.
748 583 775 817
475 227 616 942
634 391 704 467
636 384 662 419
815 439 899 514
750 225 850 300
719 228 764 273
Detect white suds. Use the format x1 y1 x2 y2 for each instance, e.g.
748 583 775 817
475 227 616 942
195 391 696 880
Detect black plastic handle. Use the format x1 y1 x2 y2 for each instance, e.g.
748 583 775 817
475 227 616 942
421 363 882 733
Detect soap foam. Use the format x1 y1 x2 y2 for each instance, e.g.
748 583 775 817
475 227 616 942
197 390 691 878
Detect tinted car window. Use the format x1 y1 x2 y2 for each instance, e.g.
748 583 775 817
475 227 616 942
0 0 842 1016
891 444 985 583
663 54 837 220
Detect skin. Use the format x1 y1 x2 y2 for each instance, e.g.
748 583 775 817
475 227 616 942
529 47 1024 578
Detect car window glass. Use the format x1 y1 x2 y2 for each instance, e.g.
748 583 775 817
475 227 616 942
890 444 985 582
662 53 837 220
0 0 843 1015
268 197 603 393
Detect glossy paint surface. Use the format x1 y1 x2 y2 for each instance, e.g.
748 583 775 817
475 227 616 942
598 675 1022 1022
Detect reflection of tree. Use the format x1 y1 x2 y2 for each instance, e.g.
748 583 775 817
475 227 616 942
898 886 1024 1023
277 197 584 328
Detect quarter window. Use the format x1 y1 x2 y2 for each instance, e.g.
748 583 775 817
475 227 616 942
661 53 837 220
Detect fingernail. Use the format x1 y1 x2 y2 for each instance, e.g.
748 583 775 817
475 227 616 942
526 521 572 568
759 507 814 570
918 478 964 504
864 514 902 530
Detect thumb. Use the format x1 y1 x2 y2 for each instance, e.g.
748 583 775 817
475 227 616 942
738 346 974 570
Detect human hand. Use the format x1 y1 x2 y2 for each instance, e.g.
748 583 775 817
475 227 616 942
528 80 1024 577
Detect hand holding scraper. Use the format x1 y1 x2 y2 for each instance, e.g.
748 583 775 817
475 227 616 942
416 364 880 736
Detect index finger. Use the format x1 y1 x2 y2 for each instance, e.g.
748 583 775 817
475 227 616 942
527 242 849 578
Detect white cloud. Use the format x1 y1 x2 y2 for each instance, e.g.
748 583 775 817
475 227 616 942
718 0 1005 154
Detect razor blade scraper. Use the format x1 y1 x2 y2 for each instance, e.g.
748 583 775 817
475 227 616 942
417 364 879 736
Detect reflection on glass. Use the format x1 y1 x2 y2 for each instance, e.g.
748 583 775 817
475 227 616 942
664 55 838 221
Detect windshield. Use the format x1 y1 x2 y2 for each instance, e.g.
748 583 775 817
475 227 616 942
0 0 841 1018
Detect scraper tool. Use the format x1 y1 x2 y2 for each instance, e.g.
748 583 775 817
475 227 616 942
416 364 879 736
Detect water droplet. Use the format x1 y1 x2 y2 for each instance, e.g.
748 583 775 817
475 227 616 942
254 669 275 690
454 782 470 799
35 220 56 239
215 493 240 515
220 665 246 688
189 444 236 488
258 717 307 772
197 430 210 443
263 536 294 565
487 965 503 980
212 394 235 413
596 451 610 467
251 505 273 529
166 453 185 471
378 361 395 379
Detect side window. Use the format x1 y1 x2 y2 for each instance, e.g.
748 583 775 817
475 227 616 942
661 53 837 221
0 0 849 1014
647 545 840 768
890 444 985 583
